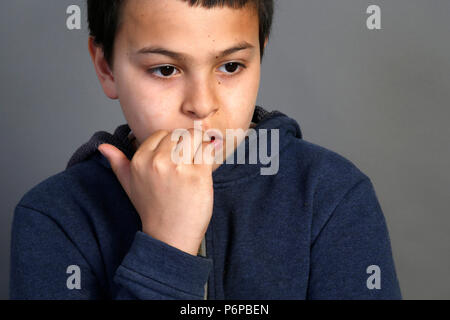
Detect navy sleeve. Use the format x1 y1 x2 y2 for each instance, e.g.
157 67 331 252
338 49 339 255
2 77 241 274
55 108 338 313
10 205 212 300
114 231 212 299
307 178 402 299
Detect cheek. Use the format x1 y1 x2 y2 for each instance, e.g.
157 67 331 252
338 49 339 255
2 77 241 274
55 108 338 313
115 68 180 137
117 67 179 114
222 67 260 116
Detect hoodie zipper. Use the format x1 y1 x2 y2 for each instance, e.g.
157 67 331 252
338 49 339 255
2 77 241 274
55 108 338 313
199 235 208 300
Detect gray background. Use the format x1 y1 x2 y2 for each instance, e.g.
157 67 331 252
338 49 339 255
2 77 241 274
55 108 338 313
1 0 449 299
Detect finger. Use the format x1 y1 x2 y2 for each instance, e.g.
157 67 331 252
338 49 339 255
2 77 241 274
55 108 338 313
172 128 208 165
153 129 186 164
172 129 193 165
97 144 132 196
193 140 218 167
139 130 170 153
191 128 210 164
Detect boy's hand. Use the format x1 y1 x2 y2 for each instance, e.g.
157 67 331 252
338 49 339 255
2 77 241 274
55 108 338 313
98 128 219 256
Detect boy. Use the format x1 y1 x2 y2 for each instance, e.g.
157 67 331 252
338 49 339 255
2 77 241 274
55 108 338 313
10 0 401 299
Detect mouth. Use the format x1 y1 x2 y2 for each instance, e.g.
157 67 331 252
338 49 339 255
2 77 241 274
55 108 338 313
205 129 224 150
205 129 224 142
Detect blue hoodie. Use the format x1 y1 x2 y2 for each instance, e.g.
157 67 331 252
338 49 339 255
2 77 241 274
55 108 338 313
9 106 402 299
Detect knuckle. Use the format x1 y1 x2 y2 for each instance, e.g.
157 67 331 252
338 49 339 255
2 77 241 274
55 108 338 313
130 156 142 172
174 164 185 175
176 164 194 179
156 129 170 136
151 153 168 173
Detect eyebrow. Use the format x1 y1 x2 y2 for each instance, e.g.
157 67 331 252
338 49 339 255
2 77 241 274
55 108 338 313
135 41 255 60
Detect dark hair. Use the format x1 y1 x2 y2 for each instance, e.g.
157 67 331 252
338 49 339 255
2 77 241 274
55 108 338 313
87 0 274 68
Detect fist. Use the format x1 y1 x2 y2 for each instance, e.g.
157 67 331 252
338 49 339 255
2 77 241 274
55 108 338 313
98 128 221 255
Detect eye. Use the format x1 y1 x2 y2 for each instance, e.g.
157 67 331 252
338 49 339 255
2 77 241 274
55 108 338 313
218 62 246 75
147 62 246 81
148 65 179 79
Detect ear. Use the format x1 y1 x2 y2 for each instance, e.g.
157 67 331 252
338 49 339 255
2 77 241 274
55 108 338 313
88 37 118 99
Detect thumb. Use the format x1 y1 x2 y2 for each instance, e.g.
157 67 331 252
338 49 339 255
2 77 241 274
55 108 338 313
98 143 131 196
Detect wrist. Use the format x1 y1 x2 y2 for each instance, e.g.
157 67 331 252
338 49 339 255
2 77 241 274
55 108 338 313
142 228 201 256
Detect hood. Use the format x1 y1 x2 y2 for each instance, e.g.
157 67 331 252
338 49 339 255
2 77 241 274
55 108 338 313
66 105 302 184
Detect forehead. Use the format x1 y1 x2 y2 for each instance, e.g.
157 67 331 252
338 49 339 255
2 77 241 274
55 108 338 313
118 0 259 53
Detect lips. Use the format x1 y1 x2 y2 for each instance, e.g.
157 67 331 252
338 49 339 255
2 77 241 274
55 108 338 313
205 128 224 142
204 128 224 151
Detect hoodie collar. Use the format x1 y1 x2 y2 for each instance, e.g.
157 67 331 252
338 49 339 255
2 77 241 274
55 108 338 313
66 105 302 187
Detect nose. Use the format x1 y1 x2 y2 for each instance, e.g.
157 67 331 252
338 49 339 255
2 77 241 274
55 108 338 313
181 75 219 120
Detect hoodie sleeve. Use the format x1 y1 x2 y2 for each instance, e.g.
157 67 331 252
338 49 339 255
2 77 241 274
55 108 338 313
113 231 212 299
307 177 402 299
10 205 212 300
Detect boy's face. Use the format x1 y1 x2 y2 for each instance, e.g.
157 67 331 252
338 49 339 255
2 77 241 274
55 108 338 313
90 0 267 170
